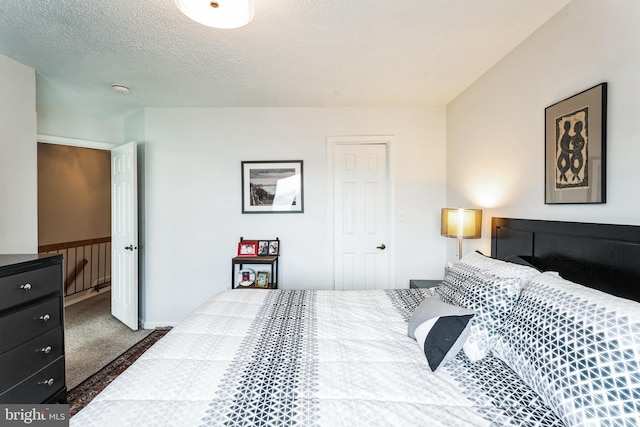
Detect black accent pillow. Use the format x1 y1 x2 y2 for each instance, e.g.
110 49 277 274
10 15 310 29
408 296 475 371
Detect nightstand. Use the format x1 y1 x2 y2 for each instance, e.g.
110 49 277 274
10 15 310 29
409 279 441 289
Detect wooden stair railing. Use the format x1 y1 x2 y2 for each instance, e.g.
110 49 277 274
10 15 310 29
39 236 111 297
65 258 88 292
38 236 111 253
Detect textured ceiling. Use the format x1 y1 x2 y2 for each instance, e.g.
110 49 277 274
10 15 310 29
0 0 571 119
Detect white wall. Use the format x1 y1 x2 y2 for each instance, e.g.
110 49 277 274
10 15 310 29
142 107 446 326
0 54 37 253
37 107 125 145
446 0 640 259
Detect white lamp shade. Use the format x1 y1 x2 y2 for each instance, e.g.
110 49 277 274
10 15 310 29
175 0 255 29
441 208 482 239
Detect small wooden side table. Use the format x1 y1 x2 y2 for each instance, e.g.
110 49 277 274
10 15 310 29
232 255 278 289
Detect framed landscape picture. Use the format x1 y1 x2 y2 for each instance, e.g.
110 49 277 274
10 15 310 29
545 83 607 204
242 160 304 213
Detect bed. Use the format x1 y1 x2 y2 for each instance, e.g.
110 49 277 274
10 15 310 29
70 218 640 426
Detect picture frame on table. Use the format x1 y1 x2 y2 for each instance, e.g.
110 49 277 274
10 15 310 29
237 241 259 256
545 83 607 204
256 271 270 288
241 160 304 213
267 240 279 256
237 269 256 287
258 241 269 256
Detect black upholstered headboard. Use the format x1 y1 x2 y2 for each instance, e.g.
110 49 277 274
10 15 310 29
491 217 640 302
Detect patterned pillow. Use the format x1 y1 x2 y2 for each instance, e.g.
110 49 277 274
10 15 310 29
436 252 539 361
493 272 640 426
408 295 475 371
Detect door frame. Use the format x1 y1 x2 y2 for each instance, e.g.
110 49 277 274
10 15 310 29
38 135 117 308
327 135 396 290
38 134 118 151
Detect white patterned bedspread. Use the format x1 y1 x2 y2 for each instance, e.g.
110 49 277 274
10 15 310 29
71 289 561 426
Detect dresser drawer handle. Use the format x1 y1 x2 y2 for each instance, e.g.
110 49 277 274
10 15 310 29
39 314 51 322
41 345 53 354
40 378 55 387
20 283 32 290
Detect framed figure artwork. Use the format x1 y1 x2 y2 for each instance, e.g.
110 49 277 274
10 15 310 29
241 160 304 213
545 83 607 204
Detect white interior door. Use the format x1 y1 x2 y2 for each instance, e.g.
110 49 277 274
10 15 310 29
333 143 389 290
111 141 139 330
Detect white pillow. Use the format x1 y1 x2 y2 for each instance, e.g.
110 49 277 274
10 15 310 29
493 271 640 426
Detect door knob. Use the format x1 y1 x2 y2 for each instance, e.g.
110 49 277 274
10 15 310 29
376 243 386 250
125 245 135 251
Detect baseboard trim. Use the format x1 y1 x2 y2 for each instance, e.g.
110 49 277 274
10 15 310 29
141 320 179 329
64 285 111 307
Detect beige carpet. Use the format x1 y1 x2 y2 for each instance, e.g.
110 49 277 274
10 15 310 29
65 290 152 389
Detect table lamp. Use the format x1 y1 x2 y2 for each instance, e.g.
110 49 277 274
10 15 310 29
441 208 482 260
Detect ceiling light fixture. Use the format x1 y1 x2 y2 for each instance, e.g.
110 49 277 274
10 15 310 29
111 84 130 94
175 0 255 29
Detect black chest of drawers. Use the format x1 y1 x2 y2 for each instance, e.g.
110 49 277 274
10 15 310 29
0 254 66 404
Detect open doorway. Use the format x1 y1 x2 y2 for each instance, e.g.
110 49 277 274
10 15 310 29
37 142 112 302
37 142 149 389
